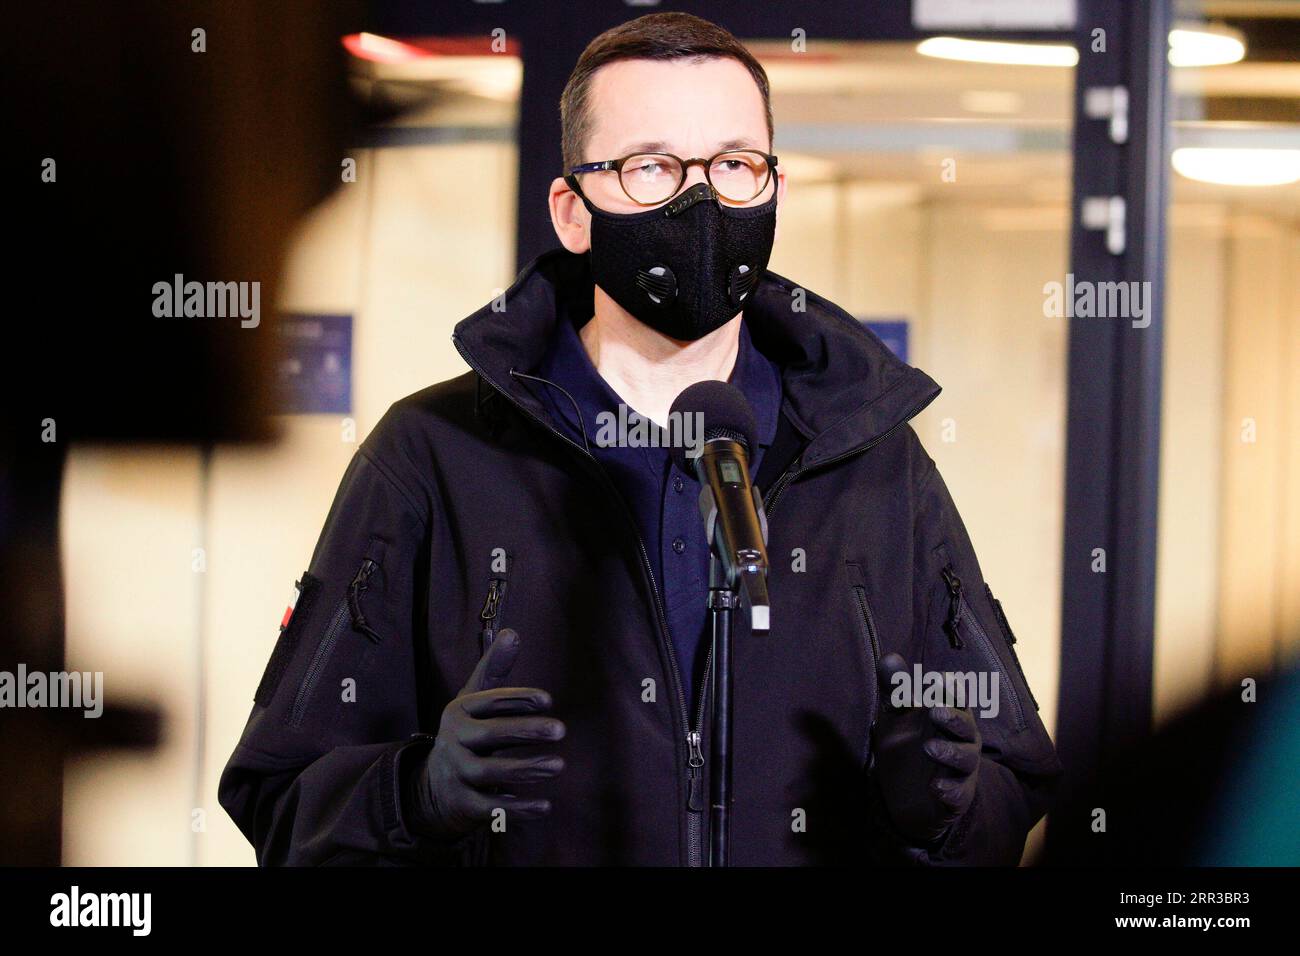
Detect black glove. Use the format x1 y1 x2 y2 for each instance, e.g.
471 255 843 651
405 628 565 840
869 652 981 847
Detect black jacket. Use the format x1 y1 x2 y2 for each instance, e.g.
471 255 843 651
218 248 1063 866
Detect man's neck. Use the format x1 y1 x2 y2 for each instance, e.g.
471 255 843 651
580 291 741 427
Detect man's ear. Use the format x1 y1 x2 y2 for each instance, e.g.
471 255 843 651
549 177 590 254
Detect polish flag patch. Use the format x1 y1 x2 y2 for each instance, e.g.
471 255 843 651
280 580 302 631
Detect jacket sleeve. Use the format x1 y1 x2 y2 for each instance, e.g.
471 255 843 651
217 430 462 866
872 434 1064 866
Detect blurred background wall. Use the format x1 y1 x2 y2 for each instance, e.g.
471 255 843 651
54 9 1299 865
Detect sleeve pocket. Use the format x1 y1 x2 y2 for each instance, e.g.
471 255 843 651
922 543 1027 740
922 541 1059 776
255 572 323 707
286 535 391 731
983 582 1039 713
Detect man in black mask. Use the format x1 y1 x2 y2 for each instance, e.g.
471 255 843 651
220 12 1062 866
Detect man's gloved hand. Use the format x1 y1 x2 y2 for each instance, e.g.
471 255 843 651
406 628 565 840
869 652 981 847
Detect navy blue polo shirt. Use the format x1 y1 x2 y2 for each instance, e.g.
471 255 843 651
535 315 782 705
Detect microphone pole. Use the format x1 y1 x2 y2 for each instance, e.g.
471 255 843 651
698 467 770 868
672 381 771 868
707 547 735 868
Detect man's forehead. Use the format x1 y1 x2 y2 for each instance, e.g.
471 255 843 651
585 57 768 155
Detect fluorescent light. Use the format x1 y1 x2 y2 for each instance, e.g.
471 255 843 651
1171 148 1300 186
916 27 1246 70
917 37 1078 67
342 32 430 65
1169 25 1246 67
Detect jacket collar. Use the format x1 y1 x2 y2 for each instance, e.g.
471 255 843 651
451 248 941 468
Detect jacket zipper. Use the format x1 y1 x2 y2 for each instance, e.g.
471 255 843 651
941 565 966 649
851 585 882 765
290 600 349 728
853 587 883 666
455 339 936 866
941 564 1026 730
348 558 383 644
454 340 710 866
292 556 383 727
479 577 508 651
684 643 711 866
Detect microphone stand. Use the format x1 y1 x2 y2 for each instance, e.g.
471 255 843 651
701 485 770 868
706 551 736 868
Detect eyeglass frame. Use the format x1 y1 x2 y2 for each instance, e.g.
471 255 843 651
564 149 780 208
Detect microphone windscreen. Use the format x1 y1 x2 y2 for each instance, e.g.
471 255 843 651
668 380 758 474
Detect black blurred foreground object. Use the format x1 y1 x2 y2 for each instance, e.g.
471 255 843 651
7 0 360 442
1038 659 1300 865
2 0 360 863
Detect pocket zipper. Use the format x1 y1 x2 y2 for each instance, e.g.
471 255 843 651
851 584 883 763
348 558 383 644
939 564 1026 730
290 556 383 728
290 599 349 728
940 565 966 649
479 577 508 651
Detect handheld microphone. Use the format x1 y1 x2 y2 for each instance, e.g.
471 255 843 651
669 381 771 631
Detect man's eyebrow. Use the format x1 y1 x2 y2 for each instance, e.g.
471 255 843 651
616 140 671 155
613 137 766 156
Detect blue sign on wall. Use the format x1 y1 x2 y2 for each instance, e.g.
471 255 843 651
275 313 352 414
862 318 910 365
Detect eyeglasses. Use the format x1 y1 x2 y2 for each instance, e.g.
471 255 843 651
565 149 779 207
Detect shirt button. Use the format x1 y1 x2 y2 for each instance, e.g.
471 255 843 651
674 476 684 493
672 537 685 554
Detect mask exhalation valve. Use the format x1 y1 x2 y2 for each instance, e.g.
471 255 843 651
635 265 678 306
729 263 758 306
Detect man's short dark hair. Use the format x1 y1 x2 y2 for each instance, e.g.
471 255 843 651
560 12 774 173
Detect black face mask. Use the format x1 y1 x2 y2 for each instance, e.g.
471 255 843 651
575 182 778 341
